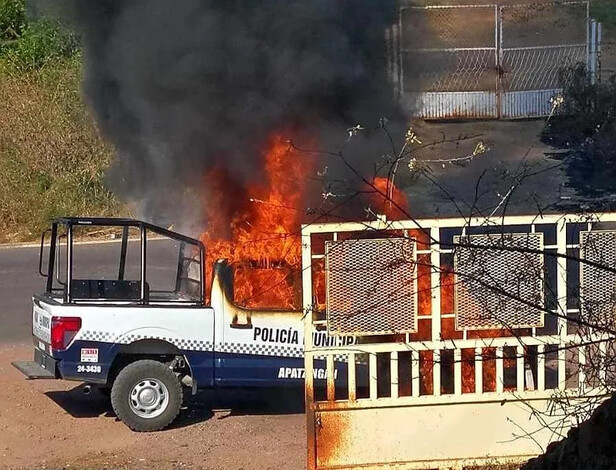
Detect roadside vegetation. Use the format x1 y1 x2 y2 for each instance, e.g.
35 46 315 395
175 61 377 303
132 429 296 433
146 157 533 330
0 0 122 243
542 63 616 197
592 0 616 27
541 0 616 197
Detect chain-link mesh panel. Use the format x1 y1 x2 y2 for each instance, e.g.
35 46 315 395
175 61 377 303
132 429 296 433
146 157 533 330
400 6 496 50
580 231 616 328
499 2 588 94
325 238 416 337
500 2 589 48
403 49 496 92
454 233 544 330
501 45 587 92
398 2 591 119
400 5 497 94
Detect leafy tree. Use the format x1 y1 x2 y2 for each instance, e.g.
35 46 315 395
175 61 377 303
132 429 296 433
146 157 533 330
0 0 26 41
1 17 78 72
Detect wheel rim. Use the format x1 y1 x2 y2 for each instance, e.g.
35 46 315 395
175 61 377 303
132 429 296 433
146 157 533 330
128 378 169 419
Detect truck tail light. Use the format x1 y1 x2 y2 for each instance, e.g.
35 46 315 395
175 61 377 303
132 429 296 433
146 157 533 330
51 316 82 351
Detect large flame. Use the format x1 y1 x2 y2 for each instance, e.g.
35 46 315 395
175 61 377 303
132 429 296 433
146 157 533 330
201 134 413 310
201 135 311 309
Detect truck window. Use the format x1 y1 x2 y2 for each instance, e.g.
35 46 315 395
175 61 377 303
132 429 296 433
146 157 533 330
176 242 202 302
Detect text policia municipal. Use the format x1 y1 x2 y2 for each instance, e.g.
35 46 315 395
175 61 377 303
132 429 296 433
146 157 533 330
253 327 356 346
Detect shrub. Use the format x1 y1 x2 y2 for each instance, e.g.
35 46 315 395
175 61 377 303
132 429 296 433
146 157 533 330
0 0 25 41
591 0 616 28
542 64 616 195
0 17 78 73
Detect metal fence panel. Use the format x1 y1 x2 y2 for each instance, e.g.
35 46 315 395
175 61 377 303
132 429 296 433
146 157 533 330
499 2 590 118
400 6 497 50
399 4 498 119
454 232 545 330
580 230 616 328
500 45 588 92
405 91 497 119
325 237 417 336
499 2 589 48
304 212 616 470
402 49 497 92
499 89 560 119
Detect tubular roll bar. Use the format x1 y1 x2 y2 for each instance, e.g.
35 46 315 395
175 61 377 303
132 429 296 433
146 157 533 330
40 217 206 306
51 217 203 246
45 223 57 293
38 229 51 277
118 225 129 281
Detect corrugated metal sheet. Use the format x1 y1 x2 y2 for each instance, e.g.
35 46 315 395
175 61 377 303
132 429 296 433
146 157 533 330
406 90 562 120
500 89 560 119
404 92 498 120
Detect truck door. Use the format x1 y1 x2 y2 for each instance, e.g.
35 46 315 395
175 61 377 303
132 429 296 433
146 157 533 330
209 261 305 386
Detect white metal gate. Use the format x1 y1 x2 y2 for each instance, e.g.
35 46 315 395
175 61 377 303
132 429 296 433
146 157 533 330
303 212 616 470
392 1 601 120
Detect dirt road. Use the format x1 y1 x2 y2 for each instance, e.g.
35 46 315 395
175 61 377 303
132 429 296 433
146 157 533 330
0 344 305 470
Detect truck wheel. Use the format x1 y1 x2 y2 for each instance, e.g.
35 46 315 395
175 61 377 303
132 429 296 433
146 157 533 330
110 359 183 432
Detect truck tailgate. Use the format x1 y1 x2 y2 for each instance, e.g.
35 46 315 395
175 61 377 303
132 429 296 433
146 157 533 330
32 297 52 348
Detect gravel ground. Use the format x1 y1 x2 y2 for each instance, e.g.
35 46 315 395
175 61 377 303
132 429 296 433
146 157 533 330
0 343 306 470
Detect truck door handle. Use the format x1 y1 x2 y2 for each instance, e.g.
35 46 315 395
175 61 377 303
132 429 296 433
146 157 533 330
229 315 253 329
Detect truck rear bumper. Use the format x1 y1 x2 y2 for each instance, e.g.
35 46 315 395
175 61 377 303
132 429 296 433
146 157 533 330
12 348 58 379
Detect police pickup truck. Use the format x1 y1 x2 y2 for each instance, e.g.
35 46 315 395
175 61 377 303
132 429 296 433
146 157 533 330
12 217 354 431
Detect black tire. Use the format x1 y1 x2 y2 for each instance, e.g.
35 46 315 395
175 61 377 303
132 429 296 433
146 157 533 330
110 359 183 432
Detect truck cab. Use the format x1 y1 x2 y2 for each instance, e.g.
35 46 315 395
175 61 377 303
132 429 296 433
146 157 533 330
13 217 350 431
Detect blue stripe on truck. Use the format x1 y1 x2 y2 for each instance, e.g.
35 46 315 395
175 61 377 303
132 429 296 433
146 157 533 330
50 340 357 388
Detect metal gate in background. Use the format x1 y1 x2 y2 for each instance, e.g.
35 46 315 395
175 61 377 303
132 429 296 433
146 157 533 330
392 1 601 120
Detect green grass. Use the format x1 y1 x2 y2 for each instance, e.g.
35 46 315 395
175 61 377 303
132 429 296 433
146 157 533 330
0 54 124 243
592 0 616 28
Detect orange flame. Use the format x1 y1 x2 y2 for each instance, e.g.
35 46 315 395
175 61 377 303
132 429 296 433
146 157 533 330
369 176 409 220
201 134 414 310
201 135 311 309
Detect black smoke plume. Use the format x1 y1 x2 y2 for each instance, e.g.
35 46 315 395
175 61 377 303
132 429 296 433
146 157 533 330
56 0 404 232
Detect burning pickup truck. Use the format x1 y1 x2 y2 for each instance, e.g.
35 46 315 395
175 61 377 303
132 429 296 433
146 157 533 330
12 217 355 432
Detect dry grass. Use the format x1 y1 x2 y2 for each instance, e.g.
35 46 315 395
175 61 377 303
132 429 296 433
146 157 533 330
0 54 124 243
470 466 520 470
464 462 521 470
